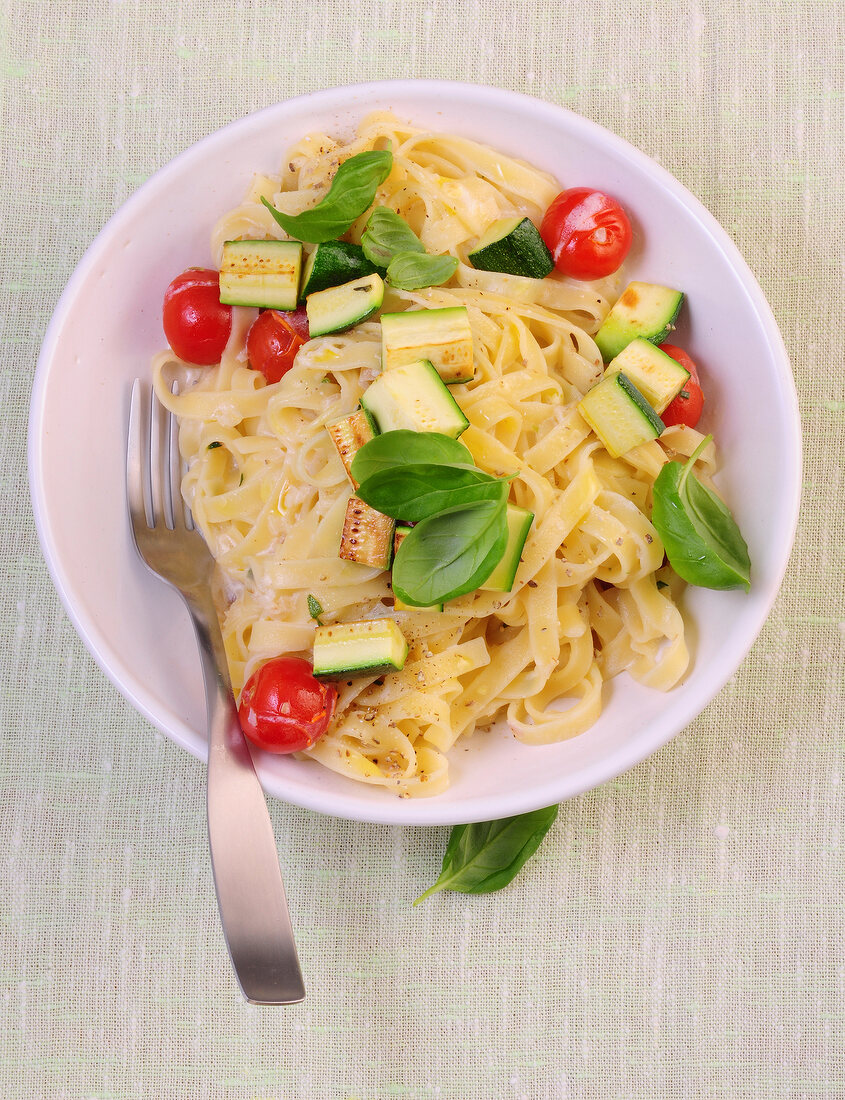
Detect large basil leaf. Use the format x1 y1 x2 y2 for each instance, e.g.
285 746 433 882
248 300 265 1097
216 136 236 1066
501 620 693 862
414 805 559 904
350 430 473 484
652 438 751 590
356 463 508 521
391 498 508 605
261 149 393 243
386 251 459 290
361 206 424 267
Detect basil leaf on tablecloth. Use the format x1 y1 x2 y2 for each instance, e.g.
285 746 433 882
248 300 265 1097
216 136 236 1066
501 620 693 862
414 805 560 904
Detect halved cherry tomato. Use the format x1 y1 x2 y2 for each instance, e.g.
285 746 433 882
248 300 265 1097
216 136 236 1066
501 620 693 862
238 656 337 754
162 268 232 365
540 188 632 280
658 343 705 428
246 308 308 383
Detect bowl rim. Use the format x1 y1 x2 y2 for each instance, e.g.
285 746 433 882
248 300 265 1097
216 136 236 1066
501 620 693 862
28 79 802 825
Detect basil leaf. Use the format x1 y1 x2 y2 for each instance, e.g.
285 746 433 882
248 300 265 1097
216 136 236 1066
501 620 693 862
361 206 425 267
351 430 473 484
357 463 507 521
414 805 559 904
386 251 459 290
652 438 751 590
392 498 508 605
261 149 393 243
306 595 323 625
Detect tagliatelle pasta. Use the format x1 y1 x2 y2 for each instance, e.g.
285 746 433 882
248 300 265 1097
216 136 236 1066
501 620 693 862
152 112 718 797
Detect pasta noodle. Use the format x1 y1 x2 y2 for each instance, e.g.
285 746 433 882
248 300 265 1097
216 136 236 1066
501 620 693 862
153 112 716 797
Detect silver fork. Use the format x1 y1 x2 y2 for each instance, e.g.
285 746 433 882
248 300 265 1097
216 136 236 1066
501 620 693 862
127 379 305 1005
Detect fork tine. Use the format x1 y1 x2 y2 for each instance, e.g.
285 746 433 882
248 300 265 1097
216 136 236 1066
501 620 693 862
167 399 189 531
167 379 196 531
150 384 169 529
127 379 152 531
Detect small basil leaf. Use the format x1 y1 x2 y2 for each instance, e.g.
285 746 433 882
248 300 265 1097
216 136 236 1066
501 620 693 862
357 464 507 522
361 206 425 267
306 595 324 624
392 498 508 605
652 443 751 591
386 251 459 290
414 805 559 904
350 430 473 484
261 149 393 243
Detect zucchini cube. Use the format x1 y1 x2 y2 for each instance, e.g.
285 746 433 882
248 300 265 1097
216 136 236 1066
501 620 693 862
327 409 377 488
339 496 395 570
313 618 408 677
381 307 474 384
606 337 690 414
577 371 664 458
481 505 534 592
306 273 385 338
219 239 302 310
595 281 684 362
469 216 554 279
361 358 469 438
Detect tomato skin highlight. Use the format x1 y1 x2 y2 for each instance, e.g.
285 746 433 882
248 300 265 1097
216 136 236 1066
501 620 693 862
246 309 308 383
540 188 632 280
237 656 337 754
162 268 232 365
658 343 705 428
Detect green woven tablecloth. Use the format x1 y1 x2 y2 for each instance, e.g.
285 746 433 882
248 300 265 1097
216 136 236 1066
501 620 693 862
2 2 843 1097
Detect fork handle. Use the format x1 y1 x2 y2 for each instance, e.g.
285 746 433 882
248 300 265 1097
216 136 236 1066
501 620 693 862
188 594 305 1005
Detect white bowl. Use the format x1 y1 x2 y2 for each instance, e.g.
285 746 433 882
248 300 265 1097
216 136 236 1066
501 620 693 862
29 81 801 826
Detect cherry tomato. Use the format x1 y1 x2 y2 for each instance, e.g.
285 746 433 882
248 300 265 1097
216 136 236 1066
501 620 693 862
162 268 232 365
658 343 705 428
540 188 632 280
238 656 337 754
246 309 308 383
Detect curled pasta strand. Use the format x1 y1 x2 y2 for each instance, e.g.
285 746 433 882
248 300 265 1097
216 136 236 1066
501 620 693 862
508 663 604 745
